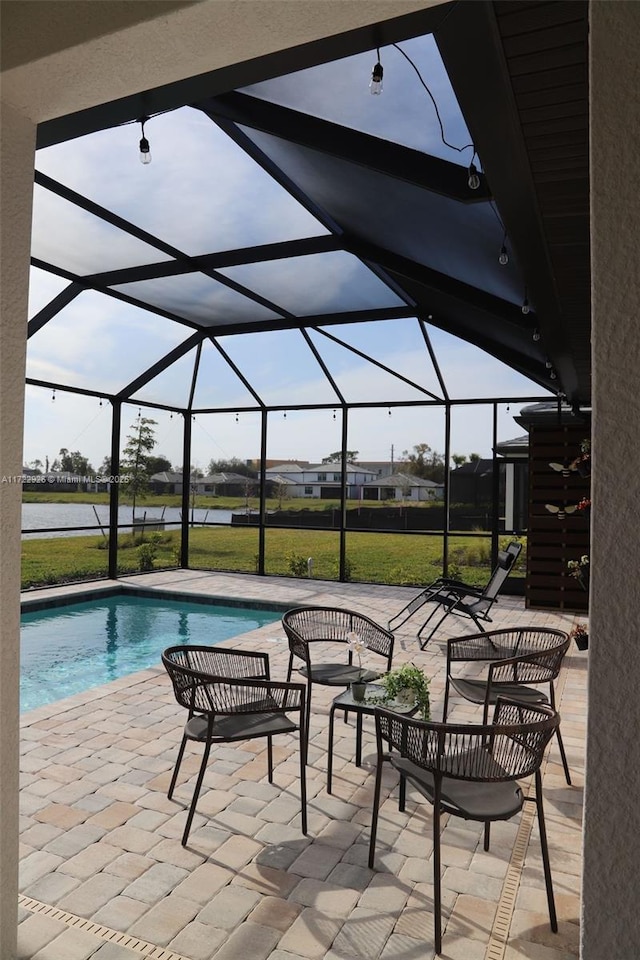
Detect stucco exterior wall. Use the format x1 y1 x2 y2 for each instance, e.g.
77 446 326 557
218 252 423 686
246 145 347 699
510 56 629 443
583 1 640 955
0 102 36 960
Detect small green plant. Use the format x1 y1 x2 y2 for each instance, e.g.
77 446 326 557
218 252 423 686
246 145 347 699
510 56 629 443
137 542 157 572
367 663 431 719
286 552 309 577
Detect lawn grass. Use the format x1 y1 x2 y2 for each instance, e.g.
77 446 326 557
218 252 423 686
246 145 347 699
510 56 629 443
21 525 525 591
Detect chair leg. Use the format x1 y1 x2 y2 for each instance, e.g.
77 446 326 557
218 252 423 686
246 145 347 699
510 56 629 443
432 788 443 955
267 735 274 783
442 677 450 721
554 728 572 785
534 769 558 932
549 684 571 785
367 754 385 869
305 681 313 757
484 822 491 851
327 704 336 794
286 652 294 682
167 735 188 800
299 729 308 835
398 773 407 812
182 739 212 846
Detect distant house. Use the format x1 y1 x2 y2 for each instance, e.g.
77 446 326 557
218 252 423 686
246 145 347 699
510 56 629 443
356 460 395 477
150 471 256 497
449 459 494 506
362 471 443 502
265 462 377 499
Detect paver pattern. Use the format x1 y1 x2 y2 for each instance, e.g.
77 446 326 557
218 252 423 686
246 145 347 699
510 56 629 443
18 571 585 959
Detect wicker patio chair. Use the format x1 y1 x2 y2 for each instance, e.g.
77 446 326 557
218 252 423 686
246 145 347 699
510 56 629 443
368 699 560 955
162 645 307 845
388 541 522 648
443 626 571 784
282 606 394 735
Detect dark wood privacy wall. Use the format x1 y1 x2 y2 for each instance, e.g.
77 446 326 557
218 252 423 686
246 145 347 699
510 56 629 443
526 423 590 612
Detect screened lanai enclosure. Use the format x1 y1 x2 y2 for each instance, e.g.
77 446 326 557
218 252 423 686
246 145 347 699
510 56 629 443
24 2 590 595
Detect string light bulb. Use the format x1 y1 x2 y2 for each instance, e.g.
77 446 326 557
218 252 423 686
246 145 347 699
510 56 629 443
332 409 336 421
235 412 239 423
138 118 151 165
51 388 56 402
467 161 480 190
532 327 541 341
521 296 530 316
369 49 383 95
499 244 509 266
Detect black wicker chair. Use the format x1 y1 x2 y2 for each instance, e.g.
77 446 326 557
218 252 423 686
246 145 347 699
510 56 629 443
388 541 522 648
162 645 307 845
282 606 394 735
368 699 560 955
443 626 571 784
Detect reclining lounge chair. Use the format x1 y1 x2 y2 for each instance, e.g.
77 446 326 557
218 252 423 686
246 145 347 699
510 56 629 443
388 541 522 649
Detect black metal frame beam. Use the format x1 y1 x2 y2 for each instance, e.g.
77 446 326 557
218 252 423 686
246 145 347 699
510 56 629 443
436 0 578 400
83 235 342 287
199 91 490 202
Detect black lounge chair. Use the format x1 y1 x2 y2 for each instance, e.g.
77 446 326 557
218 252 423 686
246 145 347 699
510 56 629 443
443 626 572 784
388 541 522 648
368 699 560 955
162 645 307 845
282 606 394 736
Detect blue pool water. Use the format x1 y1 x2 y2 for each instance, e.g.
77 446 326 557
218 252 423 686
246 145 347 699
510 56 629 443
20 594 281 713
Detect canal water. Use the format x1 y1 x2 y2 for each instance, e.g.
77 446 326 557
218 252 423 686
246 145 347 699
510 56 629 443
21 503 237 539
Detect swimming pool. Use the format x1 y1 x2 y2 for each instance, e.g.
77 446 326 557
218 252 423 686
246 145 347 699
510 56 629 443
20 593 282 713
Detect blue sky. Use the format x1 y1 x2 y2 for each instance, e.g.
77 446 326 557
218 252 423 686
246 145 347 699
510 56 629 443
25 36 548 473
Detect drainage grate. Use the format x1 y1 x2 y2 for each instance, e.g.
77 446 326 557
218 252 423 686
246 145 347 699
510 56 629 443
484 663 570 960
18 895 192 960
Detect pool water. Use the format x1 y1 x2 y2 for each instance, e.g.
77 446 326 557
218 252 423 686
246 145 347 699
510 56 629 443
20 594 281 713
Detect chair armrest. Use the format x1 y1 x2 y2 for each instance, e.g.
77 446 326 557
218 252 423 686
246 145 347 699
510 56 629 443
446 632 513 662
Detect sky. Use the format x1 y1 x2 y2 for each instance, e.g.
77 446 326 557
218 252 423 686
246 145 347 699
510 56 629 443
24 35 549 475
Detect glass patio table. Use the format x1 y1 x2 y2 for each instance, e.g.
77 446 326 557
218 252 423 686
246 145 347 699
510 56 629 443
326 683 419 794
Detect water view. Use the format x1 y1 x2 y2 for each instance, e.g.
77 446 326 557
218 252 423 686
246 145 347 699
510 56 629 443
21 503 237 539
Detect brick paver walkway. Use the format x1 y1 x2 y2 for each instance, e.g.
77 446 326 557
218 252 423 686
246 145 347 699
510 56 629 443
18 571 586 959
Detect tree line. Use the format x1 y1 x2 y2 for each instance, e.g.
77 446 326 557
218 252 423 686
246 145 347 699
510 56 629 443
28 430 482 490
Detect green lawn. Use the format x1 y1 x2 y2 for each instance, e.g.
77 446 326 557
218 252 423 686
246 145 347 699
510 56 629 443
21 526 525 591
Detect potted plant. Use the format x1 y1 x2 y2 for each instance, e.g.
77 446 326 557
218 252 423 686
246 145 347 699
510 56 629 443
567 554 590 591
369 663 431 719
572 438 591 478
347 631 368 701
577 497 591 522
570 622 589 651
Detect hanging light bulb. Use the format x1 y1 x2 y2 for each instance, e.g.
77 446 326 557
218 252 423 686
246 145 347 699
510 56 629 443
521 297 530 316
467 162 480 190
99 397 103 407
332 410 336 421
283 411 287 420
550 369 557 380
51 388 56 402
545 359 553 369
235 412 239 423
532 327 541 341
369 49 383 95
138 117 151 165
499 244 509 266
388 408 392 417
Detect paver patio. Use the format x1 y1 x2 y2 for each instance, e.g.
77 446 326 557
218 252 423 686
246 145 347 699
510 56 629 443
18 571 586 960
